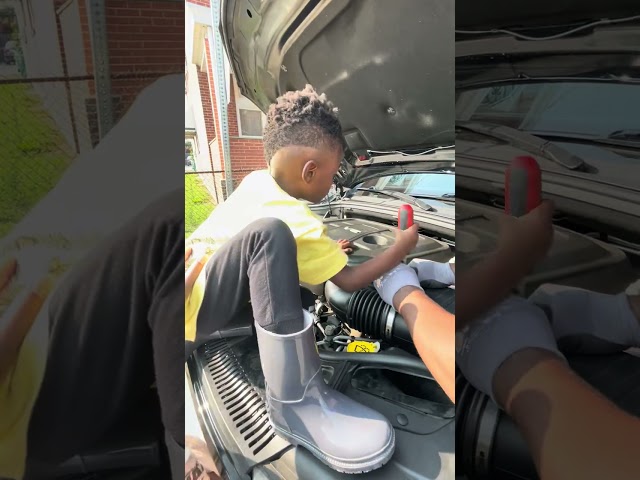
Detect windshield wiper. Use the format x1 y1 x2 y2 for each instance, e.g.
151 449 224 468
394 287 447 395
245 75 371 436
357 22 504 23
413 193 455 201
456 120 593 172
353 187 435 212
607 129 640 143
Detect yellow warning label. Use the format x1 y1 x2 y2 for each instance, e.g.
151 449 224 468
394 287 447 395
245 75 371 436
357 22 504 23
346 340 379 353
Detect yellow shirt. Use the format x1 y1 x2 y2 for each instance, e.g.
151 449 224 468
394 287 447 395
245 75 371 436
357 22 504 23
185 170 348 341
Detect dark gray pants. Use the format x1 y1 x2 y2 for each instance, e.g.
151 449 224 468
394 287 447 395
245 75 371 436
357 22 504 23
186 217 305 359
25 206 304 479
26 191 185 477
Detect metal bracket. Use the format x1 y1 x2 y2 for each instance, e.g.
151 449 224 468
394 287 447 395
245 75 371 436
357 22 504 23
85 0 114 139
210 0 234 197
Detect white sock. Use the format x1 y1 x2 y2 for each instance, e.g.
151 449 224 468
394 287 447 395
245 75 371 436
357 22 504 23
529 284 640 352
408 259 455 285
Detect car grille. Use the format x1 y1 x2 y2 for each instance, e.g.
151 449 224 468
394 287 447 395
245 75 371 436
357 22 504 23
192 339 290 470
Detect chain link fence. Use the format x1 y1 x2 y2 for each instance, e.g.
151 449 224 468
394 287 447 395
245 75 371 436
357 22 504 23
185 170 218 238
185 169 257 238
0 79 73 236
0 71 182 238
0 0 183 238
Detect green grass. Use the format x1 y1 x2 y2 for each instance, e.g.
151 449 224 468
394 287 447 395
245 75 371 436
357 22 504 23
185 173 216 237
0 84 73 237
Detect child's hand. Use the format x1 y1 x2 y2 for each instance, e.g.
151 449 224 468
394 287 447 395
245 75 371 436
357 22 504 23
394 224 419 258
185 247 210 298
497 200 554 274
337 239 353 254
0 257 53 384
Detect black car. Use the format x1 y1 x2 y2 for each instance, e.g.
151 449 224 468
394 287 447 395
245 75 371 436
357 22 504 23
186 0 456 479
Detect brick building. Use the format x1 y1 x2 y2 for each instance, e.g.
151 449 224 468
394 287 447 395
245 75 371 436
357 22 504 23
185 0 266 200
77 0 184 145
12 0 183 151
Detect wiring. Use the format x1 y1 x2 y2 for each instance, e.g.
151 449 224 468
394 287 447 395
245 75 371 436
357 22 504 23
366 144 455 157
455 14 640 41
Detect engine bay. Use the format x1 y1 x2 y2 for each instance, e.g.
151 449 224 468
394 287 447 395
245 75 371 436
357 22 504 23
455 199 640 480
189 215 457 479
323 217 453 265
456 199 638 296
306 216 454 356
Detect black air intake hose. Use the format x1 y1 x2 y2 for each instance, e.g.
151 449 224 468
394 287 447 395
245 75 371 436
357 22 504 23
456 352 640 479
324 281 413 349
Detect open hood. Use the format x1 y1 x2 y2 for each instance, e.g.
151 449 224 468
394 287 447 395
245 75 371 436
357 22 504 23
456 1 640 87
457 0 639 31
221 0 454 155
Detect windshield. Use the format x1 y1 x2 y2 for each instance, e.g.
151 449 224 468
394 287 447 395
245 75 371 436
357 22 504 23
354 173 455 200
456 83 640 141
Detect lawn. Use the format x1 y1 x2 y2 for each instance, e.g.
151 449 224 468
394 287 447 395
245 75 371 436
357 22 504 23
185 173 216 237
0 84 73 237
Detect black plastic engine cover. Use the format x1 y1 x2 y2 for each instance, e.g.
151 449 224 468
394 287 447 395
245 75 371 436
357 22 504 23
323 218 452 265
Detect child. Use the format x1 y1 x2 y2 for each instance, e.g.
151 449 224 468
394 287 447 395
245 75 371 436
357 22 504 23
185 85 418 473
185 85 418 338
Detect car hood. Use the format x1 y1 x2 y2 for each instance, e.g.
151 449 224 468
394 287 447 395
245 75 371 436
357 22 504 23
456 1 640 87
457 0 639 31
221 0 454 157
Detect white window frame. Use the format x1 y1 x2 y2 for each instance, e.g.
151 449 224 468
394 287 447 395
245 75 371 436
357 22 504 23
237 108 265 138
185 137 198 171
233 76 266 138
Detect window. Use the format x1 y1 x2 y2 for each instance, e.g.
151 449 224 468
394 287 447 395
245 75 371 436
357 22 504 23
185 138 197 172
239 109 263 137
458 82 640 138
358 173 455 199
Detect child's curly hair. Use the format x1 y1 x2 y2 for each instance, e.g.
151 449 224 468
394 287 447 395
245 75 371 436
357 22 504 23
263 84 344 163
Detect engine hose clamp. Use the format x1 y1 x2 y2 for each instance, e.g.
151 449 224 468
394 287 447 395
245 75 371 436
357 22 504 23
475 395 500 477
385 308 395 340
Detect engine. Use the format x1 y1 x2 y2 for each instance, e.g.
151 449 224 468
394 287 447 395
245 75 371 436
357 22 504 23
456 199 640 479
316 207 640 480
456 199 637 295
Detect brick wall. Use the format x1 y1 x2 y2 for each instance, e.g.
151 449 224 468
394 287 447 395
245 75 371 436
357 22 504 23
191 19 266 199
204 39 223 168
226 74 266 184
186 0 210 6
197 67 216 143
79 0 183 144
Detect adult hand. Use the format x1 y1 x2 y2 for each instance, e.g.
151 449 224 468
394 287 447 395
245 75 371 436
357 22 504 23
456 296 562 404
373 263 421 310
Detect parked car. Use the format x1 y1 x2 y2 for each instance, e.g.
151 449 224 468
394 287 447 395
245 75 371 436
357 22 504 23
3 40 16 64
186 0 455 479
455 2 640 478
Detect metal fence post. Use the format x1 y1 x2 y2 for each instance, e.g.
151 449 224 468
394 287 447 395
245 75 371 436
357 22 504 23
210 0 234 197
85 0 114 140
